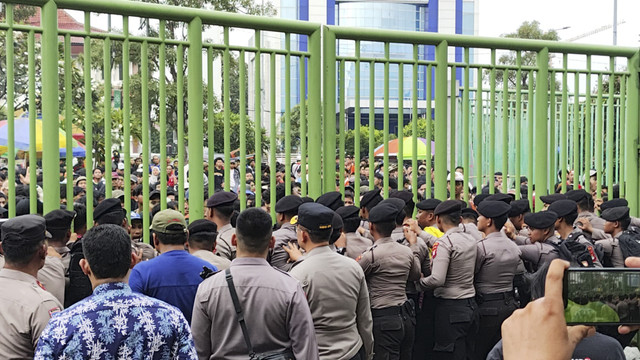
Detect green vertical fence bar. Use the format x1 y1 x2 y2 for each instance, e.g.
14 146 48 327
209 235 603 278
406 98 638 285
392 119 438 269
449 65 456 185
585 57 592 188
383 42 389 198
322 27 337 193
488 50 496 194
64 34 73 212
41 0 59 213
411 45 418 203
239 50 247 210
619 74 626 198
560 55 568 194
369 61 375 189
339 59 346 195
501 69 508 193
434 41 448 200
159 21 167 210
207 47 214 197
177 45 185 213
122 17 131 218
299 55 307 197
534 48 549 207
223 27 231 192
307 28 322 198
397 64 404 192
103 35 112 199
462 48 470 202
284 34 291 196
5 4 15 217
475 67 483 193
606 58 614 196
141 40 150 241
28 31 36 212
527 70 534 208
626 51 640 215
254 31 262 204
84 13 94 227
549 71 556 192
187 16 204 220
573 73 580 185
426 64 433 199
269 52 276 220
514 53 522 199
595 74 603 198
354 42 361 205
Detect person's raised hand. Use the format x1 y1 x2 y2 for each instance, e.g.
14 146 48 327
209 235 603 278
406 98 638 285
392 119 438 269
404 218 422 235
502 259 594 360
503 221 516 240
283 241 303 262
619 257 640 334
575 217 593 233
402 223 418 246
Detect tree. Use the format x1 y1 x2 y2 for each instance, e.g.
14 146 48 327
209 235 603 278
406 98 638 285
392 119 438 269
345 125 395 158
208 112 267 155
402 117 434 141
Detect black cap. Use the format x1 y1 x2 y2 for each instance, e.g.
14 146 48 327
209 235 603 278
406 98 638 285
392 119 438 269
380 198 406 213
477 201 511 218
316 191 344 211
434 200 463 216
539 193 567 205
368 202 402 223
335 205 360 220
300 196 315 204
417 198 442 211
389 190 414 205
548 200 578 218
187 218 218 236
485 193 513 204
461 208 479 220
360 190 383 209
206 191 238 208
524 211 558 229
93 198 123 222
509 199 531 217
600 198 628 212
149 190 161 200
44 209 76 231
275 195 303 214
1 214 51 242
601 206 630 222
16 198 43 216
473 194 490 207
294 203 334 231
565 189 590 202
332 212 344 230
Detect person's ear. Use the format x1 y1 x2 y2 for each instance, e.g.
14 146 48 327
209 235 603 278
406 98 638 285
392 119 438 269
231 233 237 247
269 235 275 249
79 258 91 276
152 233 159 248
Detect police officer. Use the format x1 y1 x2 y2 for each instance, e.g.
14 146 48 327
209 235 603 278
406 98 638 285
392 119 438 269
336 205 373 260
517 211 561 271
473 201 521 360
568 189 607 239
316 191 344 211
416 200 478 360
539 193 567 210
506 199 532 307
40 209 76 305
357 202 420 359
205 191 237 260
0 215 62 359
415 198 443 238
600 198 640 228
290 203 374 360
508 199 531 239
359 190 383 236
598 206 628 267
270 195 304 271
548 200 602 267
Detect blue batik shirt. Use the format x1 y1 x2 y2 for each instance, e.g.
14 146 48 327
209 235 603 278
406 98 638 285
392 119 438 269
34 282 197 360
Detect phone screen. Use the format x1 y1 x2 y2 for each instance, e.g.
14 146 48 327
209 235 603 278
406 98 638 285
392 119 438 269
564 268 640 325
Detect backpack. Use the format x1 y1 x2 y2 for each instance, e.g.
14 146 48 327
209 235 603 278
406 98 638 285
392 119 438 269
568 230 605 266
64 239 93 308
617 226 640 261
551 239 595 268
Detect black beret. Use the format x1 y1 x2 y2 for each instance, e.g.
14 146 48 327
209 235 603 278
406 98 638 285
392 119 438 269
539 193 567 205
275 195 303 214
565 189 590 202
461 208 479 220
360 190 383 209
389 190 414 205
548 200 578 218
380 198 406 213
524 211 558 229
417 198 442 211
332 212 344 230
316 191 344 211
600 198 628 212
206 191 238 208
1 214 51 242
485 193 513 204
601 206 630 222
434 200 463 216
335 205 360 220
295 203 334 231
509 199 531 217
368 202 401 223
93 198 123 222
44 209 76 231
473 194 490 207
477 201 511 218
187 218 218 236
300 196 315 204
149 190 161 200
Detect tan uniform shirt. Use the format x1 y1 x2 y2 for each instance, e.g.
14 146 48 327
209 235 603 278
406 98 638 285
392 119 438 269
475 232 522 295
37 256 66 306
596 231 625 267
345 232 373 260
357 237 421 309
191 257 319 360
192 249 231 270
518 236 561 270
215 223 236 261
290 246 374 360
270 223 298 271
419 227 477 299
576 211 609 240
460 223 483 241
392 227 431 293
0 269 62 359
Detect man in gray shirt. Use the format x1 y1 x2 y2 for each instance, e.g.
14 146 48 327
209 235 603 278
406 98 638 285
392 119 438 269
270 195 303 271
191 208 319 360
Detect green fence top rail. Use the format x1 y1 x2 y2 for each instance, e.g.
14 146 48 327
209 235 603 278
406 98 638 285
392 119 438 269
2 0 321 34
327 25 639 58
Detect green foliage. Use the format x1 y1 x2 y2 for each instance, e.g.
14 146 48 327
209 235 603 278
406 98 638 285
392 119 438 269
345 125 396 158
402 117 434 141
208 112 267 155
278 104 303 150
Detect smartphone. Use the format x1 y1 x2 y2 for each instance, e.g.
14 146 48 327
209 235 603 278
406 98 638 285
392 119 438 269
563 268 640 325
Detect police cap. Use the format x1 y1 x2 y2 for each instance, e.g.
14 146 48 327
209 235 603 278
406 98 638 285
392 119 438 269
524 211 558 229
1 214 51 242
509 199 531 217
380 198 406 213
539 193 567 205
93 198 123 222
548 200 578 218
335 205 360 220
206 191 238 208
473 194 490 207
44 209 76 231
434 200 463 216
275 195 303 214
601 206 630 222
332 212 344 231
389 190 414 205
360 190 383 209
600 198 628 212
477 201 511 218
294 203 334 231
316 191 344 211
565 189 590 203
417 198 442 211
485 193 513 204
187 218 218 236
461 208 479 220
368 202 401 224
300 196 315 204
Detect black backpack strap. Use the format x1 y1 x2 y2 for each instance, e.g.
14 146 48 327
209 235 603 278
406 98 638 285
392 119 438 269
225 269 256 359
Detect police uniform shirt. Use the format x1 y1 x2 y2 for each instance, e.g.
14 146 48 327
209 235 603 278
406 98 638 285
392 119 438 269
567 230 603 267
460 222 483 241
596 231 625 267
518 235 561 270
53 245 71 272
391 227 431 293
37 256 66 306
357 237 421 309
270 222 298 271
290 246 374 360
0 269 62 359
345 232 373 260
215 223 236 261
419 226 477 299
576 211 608 241
192 249 232 270
475 232 522 295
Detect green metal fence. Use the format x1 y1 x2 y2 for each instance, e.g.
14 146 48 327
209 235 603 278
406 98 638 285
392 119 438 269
0 0 638 235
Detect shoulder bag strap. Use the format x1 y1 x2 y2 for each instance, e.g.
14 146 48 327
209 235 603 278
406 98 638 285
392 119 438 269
225 269 256 358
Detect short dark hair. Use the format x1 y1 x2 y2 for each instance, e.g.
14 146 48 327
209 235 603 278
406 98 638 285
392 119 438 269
188 232 217 251
562 212 578 226
439 213 461 226
492 215 508 230
343 218 360 233
1 234 44 266
155 229 187 246
235 208 273 253
212 205 234 221
82 224 131 279
73 204 87 232
576 196 595 213
48 228 68 241
299 225 332 244
372 221 395 237
620 217 631 230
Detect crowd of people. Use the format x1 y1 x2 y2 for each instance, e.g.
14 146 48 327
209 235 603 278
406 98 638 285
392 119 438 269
0 151 638 360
